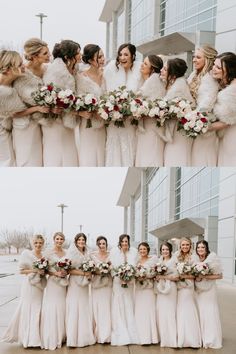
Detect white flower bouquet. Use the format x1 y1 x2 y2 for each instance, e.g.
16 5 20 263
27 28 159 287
114 262 136 288
148 98 169 127
31 82 60 119
129 96 150 125
192 262 212 276
74 93 98 128
96 261 112 277
177 110 209 138
56 89 76 111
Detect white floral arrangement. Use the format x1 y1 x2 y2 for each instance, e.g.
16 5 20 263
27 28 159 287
176 261 194 289
192 262 212 276
96 261 112 277
31 83 59 107
167 97 192 118
114 262 136 288
177 110 209 138
98 86 132 127
74 93 98 128
129 97 150 125
152 262 168 275
79 259 96 273
33 257 49 272
148 98 169 127
56 89 76 111
135 264 156 288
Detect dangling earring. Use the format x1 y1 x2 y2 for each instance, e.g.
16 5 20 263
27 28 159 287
67 60 71 67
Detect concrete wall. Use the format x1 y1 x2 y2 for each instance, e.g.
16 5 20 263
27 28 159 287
215 0 236 53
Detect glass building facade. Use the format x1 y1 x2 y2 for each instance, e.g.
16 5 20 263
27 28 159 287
130 0 154 44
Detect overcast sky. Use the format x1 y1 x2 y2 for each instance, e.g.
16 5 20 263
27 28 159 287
0 168 127 247
0 0 106 53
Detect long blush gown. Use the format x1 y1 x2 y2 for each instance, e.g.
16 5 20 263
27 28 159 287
40 250 67 350
90 251 112 343
1 250 45 348
156 255 178 347
109 246 139 345
134 255 159 344
65 246 95 347
195 252 222 348
176 253 201 348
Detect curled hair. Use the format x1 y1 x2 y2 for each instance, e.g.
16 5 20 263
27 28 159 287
196 240 210 258
177 237 192 262
0 50 22 75
197 45 218 76
52 39 81 64
31 234 45 247
147 55 163 75
74 233 87 252
96 235 108 248
53 231 65 241
138 242 150 255
116 43 136 70
118 234 130 249
24 38 48 61
160 241 172 256
217 52 236 86
166 58 188 89
82 44 100 64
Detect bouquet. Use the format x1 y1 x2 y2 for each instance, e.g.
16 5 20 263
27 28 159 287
148 98 169 127
31 83 60 118
52 258 72 287
129 96 150 125
74 93 99 128
176 262 194 289
167 97 192 119
153 262 168 276
96 261 112 277
135 264 156 287
114 263 136 288
33 257 49 273
177 110 209 138
79 260 96 274
56 89 76 111
98 86 132 127
192 262 212 276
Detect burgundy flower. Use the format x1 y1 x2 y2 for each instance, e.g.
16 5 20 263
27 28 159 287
181 117 188 124
114 105 119 111
92 98 97 105
135 98 142 104
200 117 208 123
47 85 53 91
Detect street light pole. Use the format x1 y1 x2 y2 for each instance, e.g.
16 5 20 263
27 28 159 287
35 13 47 40
57 204 68 233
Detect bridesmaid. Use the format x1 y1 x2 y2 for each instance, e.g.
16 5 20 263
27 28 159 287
13 38 51 166
75 44 106 166
0 50 48 166
160 58 194 166
188 45 219 166
90 236 112 343
176 237 201 348
210 52 236 165
195 240 222 348
66 233 95 347
135 55 166 166
104 43 143 166
43 39 81 166
2 235 46 348
109 234 139 345
41 232 68 350
134 242 158 345
156 241 178 348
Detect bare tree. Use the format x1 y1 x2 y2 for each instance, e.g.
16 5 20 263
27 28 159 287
0 228 34 254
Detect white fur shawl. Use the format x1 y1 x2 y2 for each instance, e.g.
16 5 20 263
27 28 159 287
214 82 236 125
66 246 92 287
195 252 222 293
18 249 46 290
165 77 194 104
188 71 219 113
43 58 77 128
109 246 138 268
104 60 143 92
138 73 166 100
0 85 26 131
76 73 104 97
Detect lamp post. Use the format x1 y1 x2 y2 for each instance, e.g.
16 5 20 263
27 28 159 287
35 13 47 40
57 204 68 233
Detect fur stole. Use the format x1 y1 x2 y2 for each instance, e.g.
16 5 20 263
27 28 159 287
104 60 143 92
43 58 77 128
195 252 222 293
214 82 236 125
18 250 46 290
0 85 26 131
90 251 112 289
66 246 91 287
190 72 219 114
139 73 166 100
109 246 138 268
155 255 178 294
165 77 194 103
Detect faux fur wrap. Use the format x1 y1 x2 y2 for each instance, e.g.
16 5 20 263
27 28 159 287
43 58 77 128
104 60 143 92
214 82 236 125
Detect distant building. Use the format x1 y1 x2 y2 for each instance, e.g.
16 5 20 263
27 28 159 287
117 167 236 285
99 0 236 70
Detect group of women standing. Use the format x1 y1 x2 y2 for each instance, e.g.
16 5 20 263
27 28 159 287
1 39 236 167
2 233 222 350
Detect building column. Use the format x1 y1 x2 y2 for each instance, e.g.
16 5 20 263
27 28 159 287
124 0 129 42
153 0 161 37
129 195 135 242
106 22 110 59
167 167 176 222
123 206 128 234
112 11 117 58
140 169 147 241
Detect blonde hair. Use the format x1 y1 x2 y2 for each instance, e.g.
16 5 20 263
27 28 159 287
189 45 218 99
24 38 48 61
0 50 22 74
31 234 45 246
177 237 192 262
53 231 65 241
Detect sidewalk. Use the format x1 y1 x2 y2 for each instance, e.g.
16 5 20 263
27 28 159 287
0 255 236 354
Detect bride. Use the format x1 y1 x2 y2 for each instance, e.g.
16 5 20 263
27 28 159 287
104 43 142 166
109 234 139 345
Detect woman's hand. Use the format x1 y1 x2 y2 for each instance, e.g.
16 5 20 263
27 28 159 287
50 107 64 115
38 269 45 276
208 121 228 132
55 270 67 278
79 111 92 119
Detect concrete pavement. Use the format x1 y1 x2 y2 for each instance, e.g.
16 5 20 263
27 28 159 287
0 255 236 354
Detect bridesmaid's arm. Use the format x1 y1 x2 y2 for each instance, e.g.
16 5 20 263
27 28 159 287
20 268 44 275
208 121 229 131
69 269 91 277
12 105 50 117
196 273 222 281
